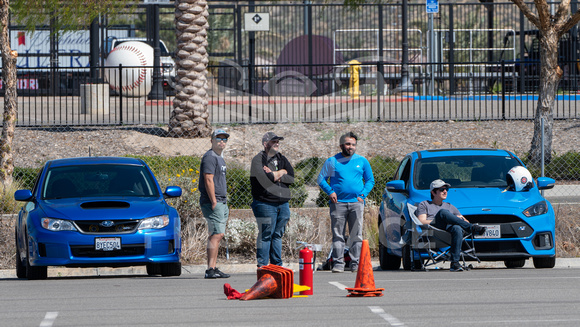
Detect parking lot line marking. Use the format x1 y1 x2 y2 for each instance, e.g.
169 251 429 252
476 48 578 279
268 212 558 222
329 281 347 290
369 306 406 326
39 312 58 327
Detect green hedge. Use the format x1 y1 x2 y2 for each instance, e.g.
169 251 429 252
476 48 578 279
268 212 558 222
545 152 580 180
294 157 325 186
14 167 40 190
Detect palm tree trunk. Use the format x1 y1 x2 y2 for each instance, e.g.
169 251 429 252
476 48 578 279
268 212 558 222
528 29 560 165
0 1 17 189
169 0 212 138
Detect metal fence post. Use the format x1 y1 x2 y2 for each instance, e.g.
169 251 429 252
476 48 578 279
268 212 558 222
377 4 383 121
541 116 545 196
501 60 506 120
118 63 123 125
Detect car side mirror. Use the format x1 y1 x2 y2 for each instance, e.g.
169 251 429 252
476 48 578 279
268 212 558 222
537 177 555 190
14 189 33 201
164 186 182 198
386 180 407 194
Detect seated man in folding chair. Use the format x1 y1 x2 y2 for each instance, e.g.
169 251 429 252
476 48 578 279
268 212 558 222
416 179 487 272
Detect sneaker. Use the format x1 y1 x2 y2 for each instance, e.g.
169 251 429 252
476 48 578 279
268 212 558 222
472 224 487 236
449 262 464 272
205 267 230 279
332 267 344 273
350 265 358 273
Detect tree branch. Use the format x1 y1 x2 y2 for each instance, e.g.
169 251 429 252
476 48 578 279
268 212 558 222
554 0 572 27
534 0 552 29
560 9 580 36
510 0 541 28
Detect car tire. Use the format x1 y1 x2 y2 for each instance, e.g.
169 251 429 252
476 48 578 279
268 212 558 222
533 256 556 269
402 244 412 271
26 242 47 280
160 262 182 277
146 263 162 276
15 249 26 279
15 231 26 279
504 259 526 268
379 242 401 270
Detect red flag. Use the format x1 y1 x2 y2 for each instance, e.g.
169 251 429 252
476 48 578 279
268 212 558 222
17 32 25 46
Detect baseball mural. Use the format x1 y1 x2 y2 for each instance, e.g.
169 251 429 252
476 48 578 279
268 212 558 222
104 41 153 97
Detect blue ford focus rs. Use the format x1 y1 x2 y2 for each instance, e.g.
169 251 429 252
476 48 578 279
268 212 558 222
14 157 182 279
378 148 556 270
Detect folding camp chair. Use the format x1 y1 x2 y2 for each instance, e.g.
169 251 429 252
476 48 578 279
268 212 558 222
405 203 480 271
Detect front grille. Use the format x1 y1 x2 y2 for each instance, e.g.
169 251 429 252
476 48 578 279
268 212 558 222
70 244 145 257
464 214 533 238
74 220 140 234
474 240 527 254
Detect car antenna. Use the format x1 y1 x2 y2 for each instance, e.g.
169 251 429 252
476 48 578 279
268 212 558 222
88 146 91 157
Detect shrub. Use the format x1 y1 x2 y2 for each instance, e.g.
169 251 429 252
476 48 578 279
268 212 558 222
294 157 325 186
289 175 308 208
316 190 330 207
367 156 399 205
545 152 580 180
227 166 253 209
224 218 257 256
0 179 26 214
14 167 40 190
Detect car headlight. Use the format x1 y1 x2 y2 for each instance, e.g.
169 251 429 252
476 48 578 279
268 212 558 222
523 201 548 217
138 215 169 230
41 218 78 232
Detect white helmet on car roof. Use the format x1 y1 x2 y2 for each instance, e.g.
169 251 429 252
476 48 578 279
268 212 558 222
506 166 533 191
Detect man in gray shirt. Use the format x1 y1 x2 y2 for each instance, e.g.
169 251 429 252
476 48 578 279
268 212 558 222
416 179 486 272
199 129 230 279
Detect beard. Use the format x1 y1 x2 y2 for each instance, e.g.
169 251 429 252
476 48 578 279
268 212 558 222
340 145 355 157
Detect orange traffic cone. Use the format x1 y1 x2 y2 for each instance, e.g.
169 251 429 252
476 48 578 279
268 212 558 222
239 274 278 301
345 240 384 297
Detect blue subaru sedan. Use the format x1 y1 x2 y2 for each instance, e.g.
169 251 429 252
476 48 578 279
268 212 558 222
14 157 182 279
378 148 556 270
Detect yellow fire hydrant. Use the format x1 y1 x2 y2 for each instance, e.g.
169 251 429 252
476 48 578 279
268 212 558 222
348 60 361 100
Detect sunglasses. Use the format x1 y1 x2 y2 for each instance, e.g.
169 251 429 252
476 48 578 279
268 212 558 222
437 187 449 192
215 137 228 142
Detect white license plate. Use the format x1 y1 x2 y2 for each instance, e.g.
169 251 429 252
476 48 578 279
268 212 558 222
95 237 122 251
475 225 501 239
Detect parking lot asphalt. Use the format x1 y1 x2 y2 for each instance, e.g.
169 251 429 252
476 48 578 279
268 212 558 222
2 258 580 279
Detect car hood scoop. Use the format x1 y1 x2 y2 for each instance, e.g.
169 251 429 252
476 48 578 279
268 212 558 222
80 201 130 209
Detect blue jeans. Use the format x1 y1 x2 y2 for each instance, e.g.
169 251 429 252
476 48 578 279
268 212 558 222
430 209 473 262
251 200 290 267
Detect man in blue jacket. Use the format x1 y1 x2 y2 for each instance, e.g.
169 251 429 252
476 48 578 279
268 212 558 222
318 132 374 273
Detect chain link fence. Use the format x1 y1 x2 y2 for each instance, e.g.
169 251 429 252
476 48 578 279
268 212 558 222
0 121 579 269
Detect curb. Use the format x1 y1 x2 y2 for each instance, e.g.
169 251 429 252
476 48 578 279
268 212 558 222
2 258 579 279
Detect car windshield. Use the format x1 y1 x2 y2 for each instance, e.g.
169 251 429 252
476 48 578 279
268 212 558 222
42 164 159 199
413 155 522 190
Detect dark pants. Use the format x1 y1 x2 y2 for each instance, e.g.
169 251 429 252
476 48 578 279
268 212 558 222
430 209 473 262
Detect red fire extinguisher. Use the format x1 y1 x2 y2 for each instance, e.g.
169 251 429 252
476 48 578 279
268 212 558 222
299 245 314 295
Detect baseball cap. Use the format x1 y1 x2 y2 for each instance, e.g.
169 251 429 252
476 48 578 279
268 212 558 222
430 179 451 191
262 132 284 143
212 129 230 139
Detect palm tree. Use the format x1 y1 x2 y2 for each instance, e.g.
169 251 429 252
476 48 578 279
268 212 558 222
170 0 212 138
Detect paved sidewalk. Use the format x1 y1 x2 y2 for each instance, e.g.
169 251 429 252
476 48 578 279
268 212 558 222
2 258 579 279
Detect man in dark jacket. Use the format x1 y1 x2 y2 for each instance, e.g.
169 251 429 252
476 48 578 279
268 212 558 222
250 132 295 267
